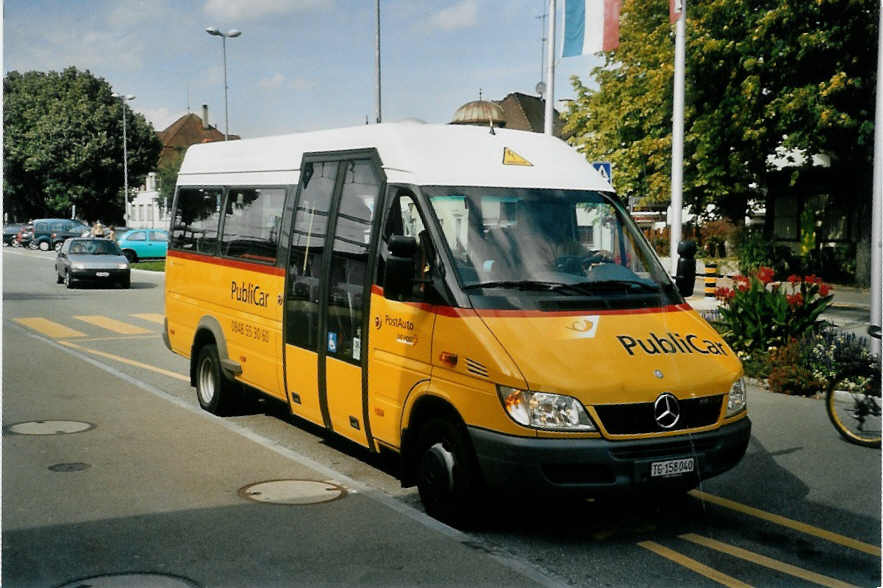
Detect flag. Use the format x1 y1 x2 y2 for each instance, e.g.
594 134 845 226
670 0 683 23
562 0 622 57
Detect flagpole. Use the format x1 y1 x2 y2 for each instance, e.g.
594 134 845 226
375 0 382 124
870 0 882 358
670 0 686 275
544 0 556 135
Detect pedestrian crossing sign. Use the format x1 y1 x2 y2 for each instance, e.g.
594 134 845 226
592 161 613 184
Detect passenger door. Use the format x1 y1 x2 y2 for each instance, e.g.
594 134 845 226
366 191 438 448
284 153 383 448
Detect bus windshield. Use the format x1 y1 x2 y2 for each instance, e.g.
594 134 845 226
424 186 681 311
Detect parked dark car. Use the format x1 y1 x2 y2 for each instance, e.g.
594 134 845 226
3 223 25 245
31 218 90 252
55 238 131 289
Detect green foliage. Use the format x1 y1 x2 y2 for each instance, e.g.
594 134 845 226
3 67 161 223
156 150 184 212
766 326 873 395
767 341 825 397
735 228 774 273
563 0 876 227
132 260 165 272
714 269 833 356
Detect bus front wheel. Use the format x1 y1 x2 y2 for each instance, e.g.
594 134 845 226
415 418 479 527
196 344 236 416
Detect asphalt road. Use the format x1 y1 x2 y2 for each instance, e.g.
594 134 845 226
3 246 880 587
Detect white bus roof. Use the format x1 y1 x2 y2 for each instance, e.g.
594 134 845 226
176 122 613 192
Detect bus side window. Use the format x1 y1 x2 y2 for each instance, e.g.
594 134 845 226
170 187 223 254
221 187 285 263
377 193 432 301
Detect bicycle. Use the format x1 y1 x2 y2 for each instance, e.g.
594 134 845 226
825 325 882 448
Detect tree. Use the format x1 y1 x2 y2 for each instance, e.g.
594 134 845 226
563 0 877 282
156 149 184 213
3 67 161 224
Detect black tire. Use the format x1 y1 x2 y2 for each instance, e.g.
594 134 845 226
28 240 38 250
415 418 481 526
195 344 237 416
64 270 73 289
826 367 881 448
123 250 137 263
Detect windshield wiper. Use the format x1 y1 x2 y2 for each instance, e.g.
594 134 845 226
569 279 662 293
463 280 585 295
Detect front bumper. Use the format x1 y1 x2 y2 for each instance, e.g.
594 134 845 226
469 416 750 495
70 267 130 283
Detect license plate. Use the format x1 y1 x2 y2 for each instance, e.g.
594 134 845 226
651 458 694 477
95 271 109 277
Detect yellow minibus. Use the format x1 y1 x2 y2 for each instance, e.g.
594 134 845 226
164 123 749 523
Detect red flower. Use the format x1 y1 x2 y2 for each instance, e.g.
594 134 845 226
757 266 775 284
787 293 804 307
734 275 750 292
804 274 820 285
715 287 735 302
819 283 831 297
786 274 801 284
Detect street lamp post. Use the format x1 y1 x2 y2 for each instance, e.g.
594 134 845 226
205 26 242 141
112 93 135 224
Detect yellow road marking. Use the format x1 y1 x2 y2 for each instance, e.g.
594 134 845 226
132 313 164 324
57 340 188 382
637 541 752 588
690 490 881 557
14 317 86 338
680 534 858 588
73 315 152 335
78 334 160 343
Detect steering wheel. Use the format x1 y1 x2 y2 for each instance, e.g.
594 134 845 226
582 250 614 270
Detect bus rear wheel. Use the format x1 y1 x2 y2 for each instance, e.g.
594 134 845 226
196 344 237 416
415 418 480 527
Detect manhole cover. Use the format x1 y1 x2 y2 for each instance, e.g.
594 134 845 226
57 572 198 587
49 462 91 472
6 420 94 435
238 480 347 505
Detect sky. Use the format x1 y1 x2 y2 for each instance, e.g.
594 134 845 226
4 0 605 139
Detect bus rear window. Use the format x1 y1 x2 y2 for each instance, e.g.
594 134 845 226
171 188 223 254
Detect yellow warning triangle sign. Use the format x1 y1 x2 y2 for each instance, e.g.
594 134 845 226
502 147 533 166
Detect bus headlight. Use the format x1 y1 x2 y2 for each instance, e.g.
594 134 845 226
726 378 747 417
497 385 596 431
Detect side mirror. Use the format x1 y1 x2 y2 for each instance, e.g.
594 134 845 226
384 235 418 300
675 240 697 297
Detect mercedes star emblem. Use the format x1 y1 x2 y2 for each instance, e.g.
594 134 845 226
654 393 681 429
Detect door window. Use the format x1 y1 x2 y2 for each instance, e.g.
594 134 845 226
325 160 380 363
128 231 147 241
377 192 432 301
286 162 338 350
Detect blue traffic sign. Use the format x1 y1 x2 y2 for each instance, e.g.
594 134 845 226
592 161 612 184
